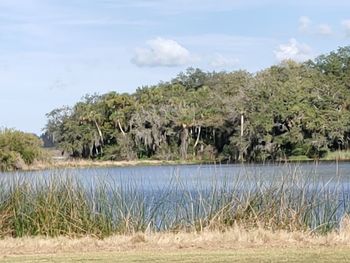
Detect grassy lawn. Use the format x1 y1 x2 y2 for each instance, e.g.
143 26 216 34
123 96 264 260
2 248 350 263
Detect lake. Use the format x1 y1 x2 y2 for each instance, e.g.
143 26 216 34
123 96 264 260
1 161 350 232
0 161 349 190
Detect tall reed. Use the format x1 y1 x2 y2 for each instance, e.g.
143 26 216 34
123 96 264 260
0 168 348 238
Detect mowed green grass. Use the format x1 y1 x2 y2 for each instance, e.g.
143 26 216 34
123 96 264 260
2 248 350 263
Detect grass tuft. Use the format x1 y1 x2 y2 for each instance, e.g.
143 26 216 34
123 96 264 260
0 169 349 238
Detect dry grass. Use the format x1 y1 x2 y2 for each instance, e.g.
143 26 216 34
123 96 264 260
1 221 350 257
24 159 188 171
2 220 350 262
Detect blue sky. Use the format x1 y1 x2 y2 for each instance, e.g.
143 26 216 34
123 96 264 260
1 0 350 134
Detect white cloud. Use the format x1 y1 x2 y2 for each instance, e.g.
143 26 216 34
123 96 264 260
342 19 350 36
176 34 277 72
209 54 239 68
131 38 193 67
298 16 333 36
298 16 311 32
317 24 332 35
178 34 276 50
274 38 313 62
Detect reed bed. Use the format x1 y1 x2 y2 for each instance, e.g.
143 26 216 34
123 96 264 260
0 167 349 238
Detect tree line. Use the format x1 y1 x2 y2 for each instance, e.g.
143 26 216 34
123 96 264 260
44 46 350 162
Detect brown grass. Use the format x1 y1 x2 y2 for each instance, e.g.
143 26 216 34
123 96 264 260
24 159 186 171
1 220 350 257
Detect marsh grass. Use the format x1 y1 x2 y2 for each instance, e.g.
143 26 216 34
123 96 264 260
0 167 349 238
324 150 350 161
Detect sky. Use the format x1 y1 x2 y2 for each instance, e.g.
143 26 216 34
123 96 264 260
0 0 350 134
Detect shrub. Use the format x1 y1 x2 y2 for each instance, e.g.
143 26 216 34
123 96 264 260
0 129 43 171
0 151 20 171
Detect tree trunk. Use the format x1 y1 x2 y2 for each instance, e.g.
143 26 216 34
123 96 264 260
117 119 126 136
180 124 189 159
93 120 104 154
193 126 201 148
239 113 244 162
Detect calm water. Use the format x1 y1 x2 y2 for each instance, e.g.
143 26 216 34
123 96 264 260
2 162 350 227
0 161 349 190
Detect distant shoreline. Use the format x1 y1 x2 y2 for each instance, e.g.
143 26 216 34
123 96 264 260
17 153 350 172
21 159 205 171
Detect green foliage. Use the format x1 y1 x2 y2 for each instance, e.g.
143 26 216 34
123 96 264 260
45 46 350 162
0 129 43 171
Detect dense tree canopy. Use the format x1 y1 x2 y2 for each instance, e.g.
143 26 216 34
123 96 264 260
44 46 350 162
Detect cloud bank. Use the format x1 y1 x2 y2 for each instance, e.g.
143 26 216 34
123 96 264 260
298 16 311 33
298 16 333 36
274 38 312 62
131 38 193 67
